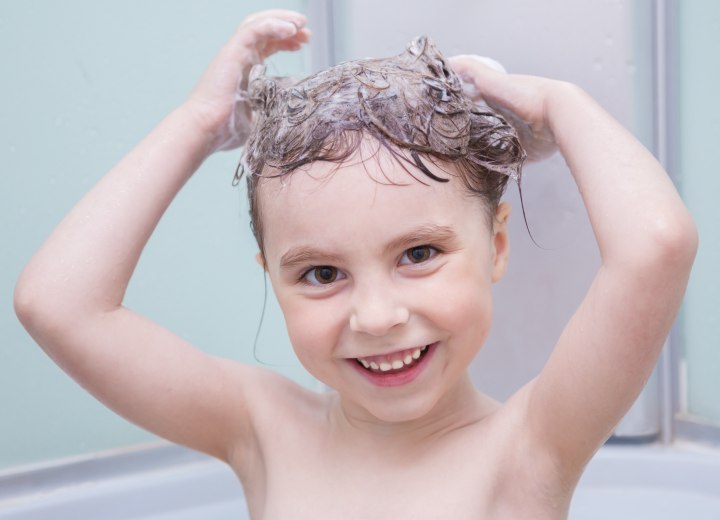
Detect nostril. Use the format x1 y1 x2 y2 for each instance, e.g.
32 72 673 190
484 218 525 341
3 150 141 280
349 306 410 336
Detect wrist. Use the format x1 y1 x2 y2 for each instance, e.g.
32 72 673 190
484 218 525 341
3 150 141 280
544 81 590 138
175 101 230 156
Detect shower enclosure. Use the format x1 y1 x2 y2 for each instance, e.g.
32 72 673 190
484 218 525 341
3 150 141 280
2 0 719 518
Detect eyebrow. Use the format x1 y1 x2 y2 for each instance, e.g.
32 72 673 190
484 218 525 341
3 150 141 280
279 248 345 270
382 225 458 256
279 224 458 270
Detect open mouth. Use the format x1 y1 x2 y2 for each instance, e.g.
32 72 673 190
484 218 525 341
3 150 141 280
355 344 432 375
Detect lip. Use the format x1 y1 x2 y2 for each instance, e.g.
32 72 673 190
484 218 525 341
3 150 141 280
348 342 437 387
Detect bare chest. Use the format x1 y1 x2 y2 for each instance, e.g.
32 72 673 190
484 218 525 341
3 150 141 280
241 428 570 520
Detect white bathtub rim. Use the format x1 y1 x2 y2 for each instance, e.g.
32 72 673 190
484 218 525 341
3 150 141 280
577 443 720 496
2 442 720 516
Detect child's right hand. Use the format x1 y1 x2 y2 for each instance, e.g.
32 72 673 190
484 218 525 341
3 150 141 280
13 10 310 464
184 10 310 152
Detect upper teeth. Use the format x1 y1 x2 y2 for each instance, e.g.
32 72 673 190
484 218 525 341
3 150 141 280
358 345 428 372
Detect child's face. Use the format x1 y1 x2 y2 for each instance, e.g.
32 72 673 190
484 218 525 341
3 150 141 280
258 147 510 424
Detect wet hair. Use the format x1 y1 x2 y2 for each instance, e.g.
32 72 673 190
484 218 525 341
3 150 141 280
235 36 525 256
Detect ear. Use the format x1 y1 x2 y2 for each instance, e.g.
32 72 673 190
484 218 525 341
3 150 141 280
491 202 511 283
255 251 267 270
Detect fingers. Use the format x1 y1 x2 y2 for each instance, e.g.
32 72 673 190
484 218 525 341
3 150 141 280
452 57 561 162
448 55 507 96
260 24 312 56
249 17 304 41
447 55 498 107
235 10 310 60
449 55 507 76
198 10 310 152
242 9 307 29
448 54 519 110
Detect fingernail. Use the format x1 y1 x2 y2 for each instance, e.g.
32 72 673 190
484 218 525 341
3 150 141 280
270 19 298 36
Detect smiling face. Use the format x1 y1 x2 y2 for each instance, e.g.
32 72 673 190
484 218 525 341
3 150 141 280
258 145 510 425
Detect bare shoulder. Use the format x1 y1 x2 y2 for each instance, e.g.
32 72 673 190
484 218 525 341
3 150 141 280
240 364 325 419
212 359 325 418
225 364 327 487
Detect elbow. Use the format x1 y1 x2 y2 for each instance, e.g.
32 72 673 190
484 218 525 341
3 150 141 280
14 272 46 335
607 207 698 282
639 209 698 277
660 210 697 268
13 269 68 340
15 267 114 345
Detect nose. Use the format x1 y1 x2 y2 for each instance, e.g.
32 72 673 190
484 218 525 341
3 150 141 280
349 282 410 336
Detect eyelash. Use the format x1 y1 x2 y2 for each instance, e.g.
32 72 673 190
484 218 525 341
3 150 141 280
399 245 439 265
299 245 440 286
300 266 345 286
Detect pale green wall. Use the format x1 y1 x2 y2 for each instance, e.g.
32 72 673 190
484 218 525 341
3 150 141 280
678 1 720 423
0 0 314 471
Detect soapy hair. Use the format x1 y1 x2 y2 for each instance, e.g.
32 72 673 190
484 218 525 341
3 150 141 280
235 36 525 255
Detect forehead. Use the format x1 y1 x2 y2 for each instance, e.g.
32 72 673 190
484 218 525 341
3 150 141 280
257 146 490 260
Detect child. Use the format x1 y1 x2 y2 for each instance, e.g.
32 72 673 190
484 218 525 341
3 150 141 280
14 9 697 519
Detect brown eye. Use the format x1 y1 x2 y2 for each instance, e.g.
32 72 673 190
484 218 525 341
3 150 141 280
406 246 433 263
301 265 346 287
311 266 338 284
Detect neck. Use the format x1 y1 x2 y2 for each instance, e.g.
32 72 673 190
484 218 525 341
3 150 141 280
328 373 500 449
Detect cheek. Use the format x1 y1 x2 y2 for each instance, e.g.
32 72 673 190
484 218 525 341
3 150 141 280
279 296 345 364
432 261 494 345
443 284 493 337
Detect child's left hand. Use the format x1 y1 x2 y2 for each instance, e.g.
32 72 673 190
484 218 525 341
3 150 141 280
449 55 558 161
455 52 697 482
184 10 311 152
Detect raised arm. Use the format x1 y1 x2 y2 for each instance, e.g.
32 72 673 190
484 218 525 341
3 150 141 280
450 57 697 476
14 10 310 462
